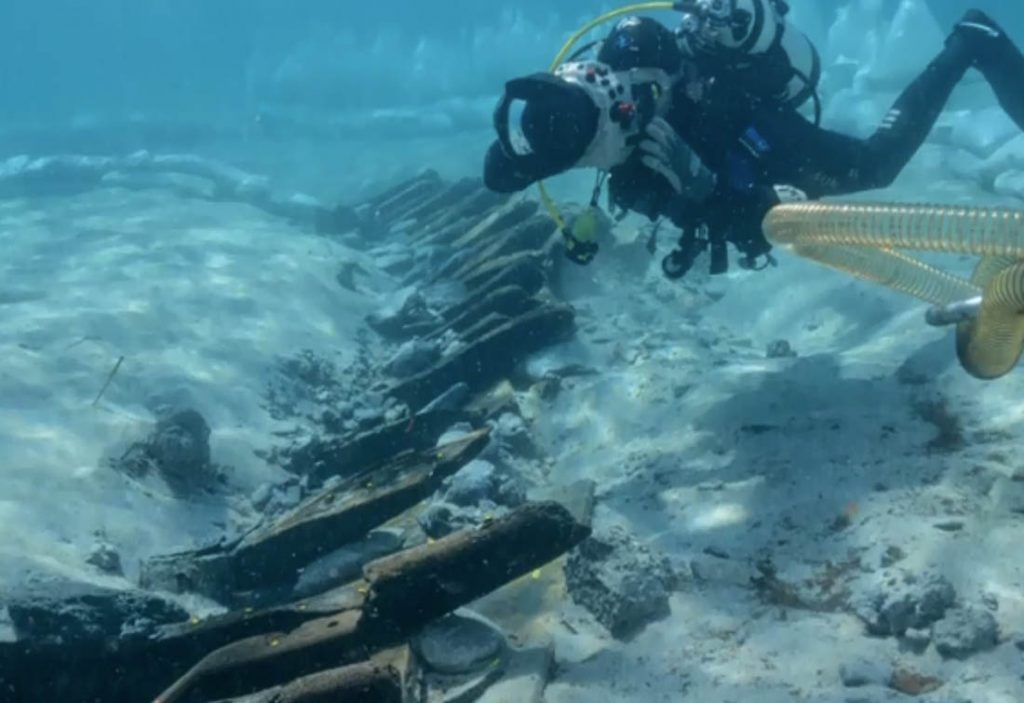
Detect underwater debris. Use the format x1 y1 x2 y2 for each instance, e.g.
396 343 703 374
913 395 966 454
111 407 219 496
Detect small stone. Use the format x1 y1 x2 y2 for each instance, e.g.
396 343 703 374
384 405 406 424
354 406 385 429
383 339 440 378
413 611 507 675
852 569 956 637
888 668 943 696
903 627 932 650
86 544 123 577
445 460 500 507
839 657 892 687
250 483 274 511
442 460 525 510
766 340 797 359
492 413 537 458
933 607 999 659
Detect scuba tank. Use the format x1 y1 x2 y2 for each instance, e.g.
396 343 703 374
676 0 821 120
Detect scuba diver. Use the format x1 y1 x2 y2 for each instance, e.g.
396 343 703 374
483 1 1024 278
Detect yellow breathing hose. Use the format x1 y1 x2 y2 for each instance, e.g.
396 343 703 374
764 201 1024 380
536 1 678 232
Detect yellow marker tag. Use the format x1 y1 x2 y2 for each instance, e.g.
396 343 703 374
531 569 541 580
244 607 253 614
298 603 307 610
357 586 368 594
270 638 280 647
190 617 201 626
427 538 436 544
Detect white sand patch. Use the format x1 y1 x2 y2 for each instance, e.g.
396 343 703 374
0 187 383 582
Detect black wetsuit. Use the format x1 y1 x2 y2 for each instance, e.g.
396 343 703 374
567 14 1024 272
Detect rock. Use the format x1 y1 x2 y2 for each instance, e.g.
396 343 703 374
86 543 124 577
840 657 892 687
412 611 508 675
933 607 999 660
417 500 511 539
565 526 678 639
766 339 797 359
903 627 932 650
250 482 274 511
852 569 956 637
949 107 1019 158
491 413 538 458
384 339 441 378
257 477 303 516
353 405 386 429
293 529 403 598
442 460 525 509
5 577 188 645
444 460 499 506
367 290 438 340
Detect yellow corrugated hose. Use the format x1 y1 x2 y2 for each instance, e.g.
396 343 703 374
764 201 1024 379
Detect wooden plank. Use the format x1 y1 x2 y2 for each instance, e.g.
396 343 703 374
153 501 589 702
362 501 591 636
390 304 576 409
231 429 491 591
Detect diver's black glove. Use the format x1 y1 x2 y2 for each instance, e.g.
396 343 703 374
608 119 713 221
638 118 714 200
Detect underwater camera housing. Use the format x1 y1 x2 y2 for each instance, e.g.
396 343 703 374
522 1 822 268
